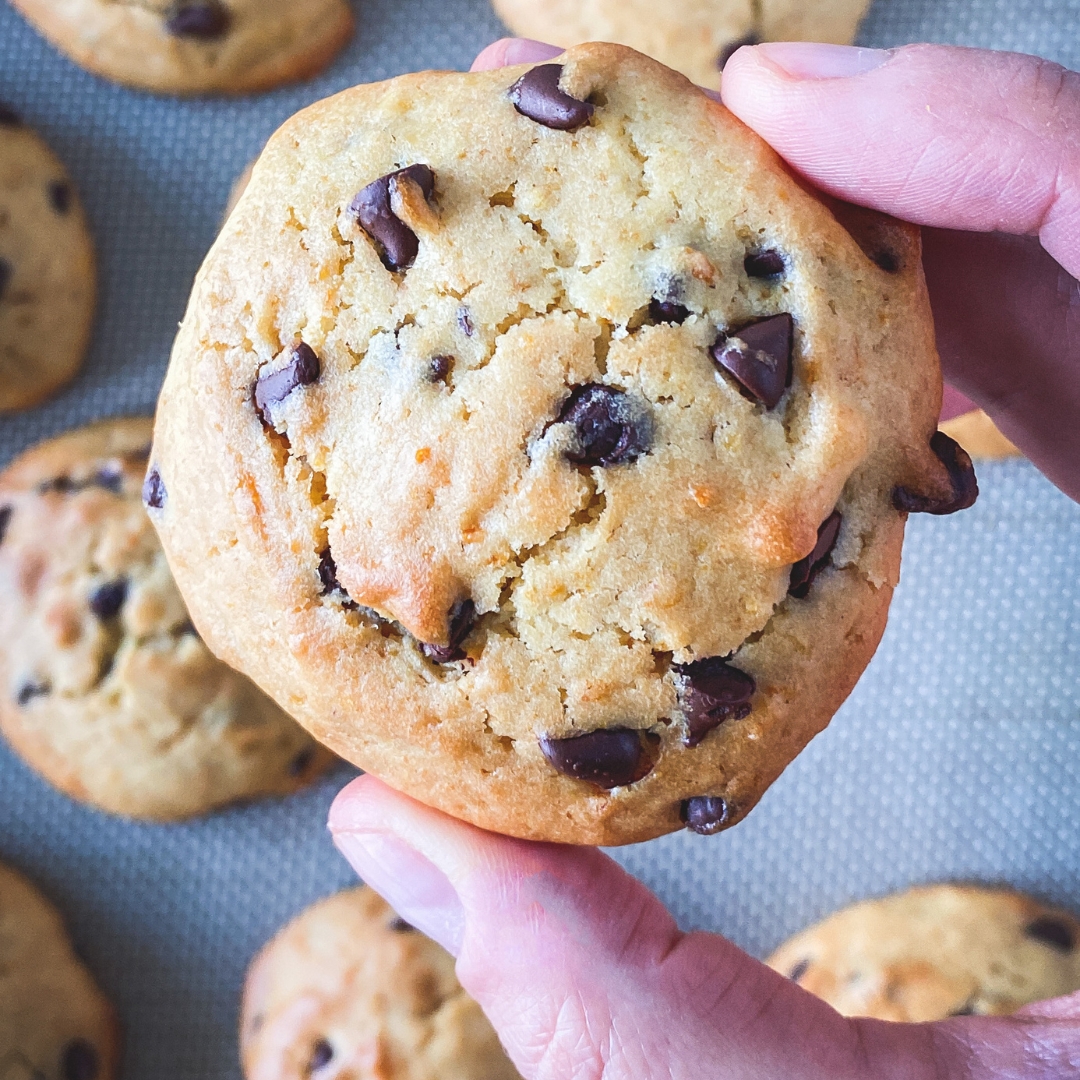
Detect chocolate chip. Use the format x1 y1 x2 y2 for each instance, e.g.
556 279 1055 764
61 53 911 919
142 467 166 510
711 313 793 410
308 1039 333 1072
62 1038 100 1080
744 249 786 279
287 747 314 777
47 180 71 215
457 307 475 337
428 355 452 382
1025 915 1075 952
0 257 12 302
673 656 755 747
16 680 50 707
419 599 476 663
39 465 124 497
893 432 978 516
389 917 416 933
557 384 651 467
509 65 595 131
177 620 200 638
350 164 435 272
89 578 128 621
788 958 811 982
873 250 900 273
317 548 358 610
788 510 842 599
680 795 730 835
254 342 321 423
0 506 11 546
949 1000 977 1016
165 1 231 38
0 101 21 126
649 298 690 324
539 728 652 789
93 465 124 493
717 32 760 70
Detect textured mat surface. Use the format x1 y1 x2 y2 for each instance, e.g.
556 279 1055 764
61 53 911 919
1 0 1078 1075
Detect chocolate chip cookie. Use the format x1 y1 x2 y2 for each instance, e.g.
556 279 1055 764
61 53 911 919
0 418 334 821
241 887 521 1080
490 0 872 89
9 0 354 96
767 884 1080 1021
0 107 95 412
150 44 975 845
0 860 120 1080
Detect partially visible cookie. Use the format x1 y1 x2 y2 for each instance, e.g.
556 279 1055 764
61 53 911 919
940 409 1021 461
9 0 354 96
0 418 335 821
767 884 1080 1021
241 887 521 1080
0 107 96 413
0 861 120 1080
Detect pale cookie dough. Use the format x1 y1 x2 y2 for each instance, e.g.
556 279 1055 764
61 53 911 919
8 0 354 96
767 884 1080 1021
150 44 975 845
940 409 1021 461
0 861 120 1080
0 417 335 821
0 107 96 413
241 887 521 1080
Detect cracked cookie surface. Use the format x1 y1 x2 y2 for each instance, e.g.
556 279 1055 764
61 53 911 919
0 860 120 1080
767 884 1080 1021
0 109 95 412
150 44 968 844
241 887 521 1080
9 0 353 95
0 418 334 821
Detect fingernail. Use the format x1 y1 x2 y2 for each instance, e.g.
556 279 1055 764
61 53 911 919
503 38 564 65
334 830 465 955
756 42 891 80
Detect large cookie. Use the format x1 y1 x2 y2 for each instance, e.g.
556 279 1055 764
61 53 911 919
767 884 1080 1021
241 887 520 1080
0 418 335 821
9 0 354 96
490 0 872 90
149 44 974 845
0 861 120 1080
0 107 95 413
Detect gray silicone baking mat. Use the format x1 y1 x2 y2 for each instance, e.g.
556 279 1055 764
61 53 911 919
1 0 1078 1075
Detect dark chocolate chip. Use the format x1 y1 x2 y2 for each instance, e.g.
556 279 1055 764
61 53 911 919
788 510 843 599
457 307 475 337
389 917 416 933
308 1038 333 1072
949 1000 977 1016
142 467 166 510
287 747 314 777
744 249 786 279
788 958 811 982
711 313 793 410
893 432 978 516
0 101 22 126
539 727 651 789
177 619 200 638
89 578 128 621
165 1 231 39
0 257 12 302
254 342 321 423
350 164 435 272
317 548 358 610
680 795 730 835
673 656 755 747
508 65 595 131
16 680 50 707
717 32 760 70
47 180 71 215
93 465 124 493
62 1038 100 1080
0 505 11 546
428 355 452 382
419 599 476 663
873 250 900 273
649 298 691 325
37 471 122 496
1025 915 1075 952
557 384 651 467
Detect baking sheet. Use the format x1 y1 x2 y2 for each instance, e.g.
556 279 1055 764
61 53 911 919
1 0 1078 1075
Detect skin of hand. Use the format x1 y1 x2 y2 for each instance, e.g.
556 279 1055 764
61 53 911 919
329 40 1080 1080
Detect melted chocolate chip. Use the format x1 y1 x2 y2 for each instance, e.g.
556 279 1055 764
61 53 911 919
287 747 314 777
350 164 435 271
873 250 900 273
165 1 231 38
17 680 50 706
389 917 416 933
788 510 842 599
893 432 978 515
717 32 760 70
788 958 811 982
419 599 476 663
89 578 128 621
1025 916 1075 952
62 1038 100 1080
681 795 730 835
428 355 452 382
457 307 475 337
47 180 71 215
539 728 651 789
557 384 652 467
509 65 595 131
711 313 793 410
744 249 786 279
649 298 691 324
142 467 166 510
673 656 755 747
0 101 21 126
308 1039 334 1072
254 342 321 423
949 1000 977 1017
0 506 11 546
0 257 12 302
317 548 358 609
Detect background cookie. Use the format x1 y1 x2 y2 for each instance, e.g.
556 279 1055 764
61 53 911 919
0 861 120 1080
0 417 335 821
767 884 1080 1021
940 408 1021 461
241 886 520 1080
8 0 354 96
0 107 95 412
